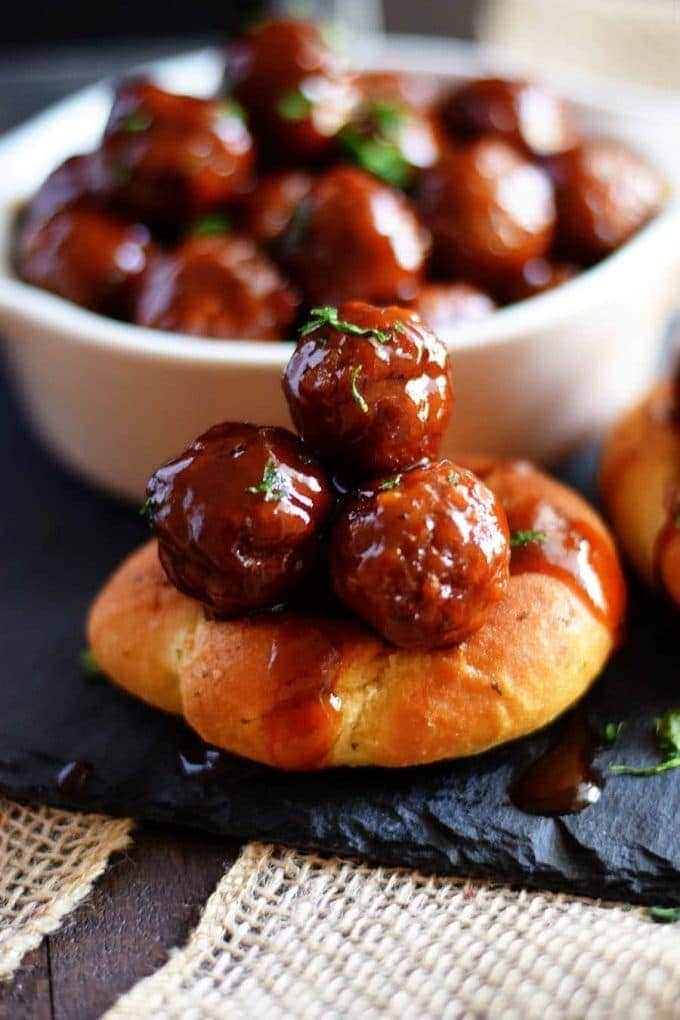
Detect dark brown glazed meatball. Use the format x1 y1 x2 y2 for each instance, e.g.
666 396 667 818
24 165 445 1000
147 423 334 616
442 77 575 157
501 258 578 303
236 171 312 248
19 153 106 246
227 18 358 166
280 165 428 305
339 97 442 189
101 80 254 233
134 234 299 340
546 138 665 261
418 139 555 288
18 207 153 317
410 283 495 331
330 460 510 649
283 301 453 480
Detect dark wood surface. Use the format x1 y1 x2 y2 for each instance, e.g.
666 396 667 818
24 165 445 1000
0 825 241 1020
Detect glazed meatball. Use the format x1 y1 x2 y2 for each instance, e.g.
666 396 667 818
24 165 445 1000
134 234 299 340
236 171 312 248
227 18 358 165
418 139 555 288
280 165 428 305
410 283 495 331
442 77 575 158
330 461 510 648
18 207 153 317
339 97 442 189
283 301 453 480
502 258 578 303
547 138 665 261
146 423 334 616
19 153 106 247
101 80 254 233
355 71 441 111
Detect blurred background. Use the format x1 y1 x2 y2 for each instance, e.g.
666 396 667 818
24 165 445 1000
1 0 678 133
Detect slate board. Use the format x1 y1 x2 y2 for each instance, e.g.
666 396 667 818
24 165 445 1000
1 363 678 907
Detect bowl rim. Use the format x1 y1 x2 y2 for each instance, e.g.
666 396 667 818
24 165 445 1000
0 35 678 370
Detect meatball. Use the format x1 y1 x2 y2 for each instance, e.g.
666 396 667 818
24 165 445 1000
146 423 334 616
18 207 153 317
442 77 575 158
280 165 428 305
101 80 254 233
227 18 358 165
355 71 441 111
283 301 453 480
418 139 555 288
134 234 299 340
19 153 106 248
546 138 665 261
330 461 511 649
502 257 578 303
236 171 312 248
410 283 495 331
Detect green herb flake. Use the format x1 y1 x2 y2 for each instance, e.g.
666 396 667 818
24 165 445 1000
247 459 289 502
371 99 407 137
80 649 103 683
191 212 231 238
350 364 368 414
298 306 389 343
510 529 547 549
118 111 152 133
378 474 402 491
218 98 246 122
649 906 680 924
449 472 460 486
339 128 413 189
139 497 155 524
603 721 625 746
393 321 407 335
611 708 680 776
277 89 312 121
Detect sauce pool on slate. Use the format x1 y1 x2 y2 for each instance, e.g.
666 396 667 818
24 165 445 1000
511 709 602 815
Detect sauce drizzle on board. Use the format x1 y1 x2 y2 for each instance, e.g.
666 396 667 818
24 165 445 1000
511 709 602 815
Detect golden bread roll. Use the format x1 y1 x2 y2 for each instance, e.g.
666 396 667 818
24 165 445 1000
600 381 680 607
88 461 626 770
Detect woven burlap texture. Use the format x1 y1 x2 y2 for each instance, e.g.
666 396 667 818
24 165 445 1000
106 841 680 1020
0 798 132 980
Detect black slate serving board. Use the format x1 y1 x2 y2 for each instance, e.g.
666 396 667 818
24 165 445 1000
1 365 678 906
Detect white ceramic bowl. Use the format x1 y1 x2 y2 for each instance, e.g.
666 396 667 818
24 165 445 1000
0 37 678 503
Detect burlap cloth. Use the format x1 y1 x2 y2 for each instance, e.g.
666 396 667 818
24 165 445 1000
2 799 679 1017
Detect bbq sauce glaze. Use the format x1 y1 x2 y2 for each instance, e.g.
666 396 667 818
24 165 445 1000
511 709 602 815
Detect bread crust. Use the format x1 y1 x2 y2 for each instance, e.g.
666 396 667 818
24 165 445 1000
89 464 624 770
600 381 680 607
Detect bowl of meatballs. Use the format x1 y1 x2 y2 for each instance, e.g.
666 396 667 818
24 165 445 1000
0 20 677 501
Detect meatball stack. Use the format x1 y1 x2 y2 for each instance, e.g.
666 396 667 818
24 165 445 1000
16 17 665 339
145 301 511 650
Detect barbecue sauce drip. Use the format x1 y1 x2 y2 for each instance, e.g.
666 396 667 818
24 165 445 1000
511 710 602 815
507 494 626 637
263 617 345 770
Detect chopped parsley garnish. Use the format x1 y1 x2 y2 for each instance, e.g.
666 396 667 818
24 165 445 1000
80 649 103 683
218 98 246 121
393 321 407 335
510 529 547 548
118 111 152 133
649 906 680 924
191 212 231 237
611 708 680 776
339 129 413 189
277 89 312 121
350 364 368 414
299 306 389 343
378 474 402 491
371 99 407 137
449 472 460 485
247 459 289 502
602 721 625 746
139 497 155 524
